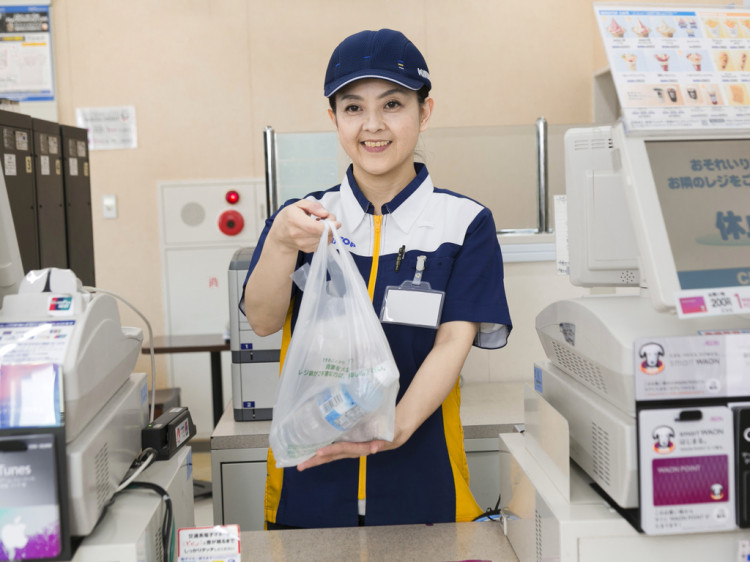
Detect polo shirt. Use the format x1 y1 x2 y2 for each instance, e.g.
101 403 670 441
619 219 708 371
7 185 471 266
243 163 512 527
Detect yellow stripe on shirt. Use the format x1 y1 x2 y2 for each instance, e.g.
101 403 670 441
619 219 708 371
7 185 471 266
264 300 295 526
359 214 382 508
442 378 483 521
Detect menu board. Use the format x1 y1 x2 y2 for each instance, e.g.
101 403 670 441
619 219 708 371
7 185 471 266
595 5 750 132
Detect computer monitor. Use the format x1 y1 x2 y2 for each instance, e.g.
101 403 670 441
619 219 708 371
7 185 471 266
0 170 24 307
564 126 640 287
613 122 750 313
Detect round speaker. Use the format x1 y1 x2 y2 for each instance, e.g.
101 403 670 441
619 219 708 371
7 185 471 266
181 202 206 226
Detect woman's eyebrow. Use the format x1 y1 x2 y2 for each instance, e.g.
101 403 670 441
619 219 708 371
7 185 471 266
339 87 408 102
379 87 408 98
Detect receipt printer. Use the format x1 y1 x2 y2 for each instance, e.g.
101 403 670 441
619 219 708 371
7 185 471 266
228 247 281 421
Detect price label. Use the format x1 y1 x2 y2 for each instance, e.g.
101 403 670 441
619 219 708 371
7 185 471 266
676 286 750 318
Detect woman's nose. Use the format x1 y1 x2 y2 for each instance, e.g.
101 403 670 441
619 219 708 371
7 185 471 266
362 109 385 132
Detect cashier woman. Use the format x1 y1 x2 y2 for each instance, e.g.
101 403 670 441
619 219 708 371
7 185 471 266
243 29 512 529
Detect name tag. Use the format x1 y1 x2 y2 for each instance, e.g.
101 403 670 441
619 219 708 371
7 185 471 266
380 282 444 329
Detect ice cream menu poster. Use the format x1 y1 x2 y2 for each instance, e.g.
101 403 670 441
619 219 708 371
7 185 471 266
595 5 750 132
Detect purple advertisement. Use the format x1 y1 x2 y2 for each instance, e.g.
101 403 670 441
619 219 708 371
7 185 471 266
652 454 729 506
0 434 61 560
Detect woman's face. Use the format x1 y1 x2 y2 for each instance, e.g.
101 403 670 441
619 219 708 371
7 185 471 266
329 78 432 189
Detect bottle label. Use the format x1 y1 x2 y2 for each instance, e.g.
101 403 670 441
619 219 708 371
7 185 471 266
318 385 364 431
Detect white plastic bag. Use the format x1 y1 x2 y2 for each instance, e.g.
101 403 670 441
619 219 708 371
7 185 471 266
268 221 400 467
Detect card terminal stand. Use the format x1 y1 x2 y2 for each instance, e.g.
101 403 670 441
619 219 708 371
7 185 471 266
228 247 280 421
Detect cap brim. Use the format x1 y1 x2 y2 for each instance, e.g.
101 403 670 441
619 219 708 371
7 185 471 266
324 69 425 97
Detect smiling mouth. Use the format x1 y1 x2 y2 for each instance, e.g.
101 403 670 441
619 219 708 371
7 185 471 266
362 140 391 148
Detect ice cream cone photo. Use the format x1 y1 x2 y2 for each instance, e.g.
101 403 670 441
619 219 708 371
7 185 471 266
656 19 674 37
686 52 702 71
654 53 670 71
607 18 625 38
632 18 650 37
621 53 637 71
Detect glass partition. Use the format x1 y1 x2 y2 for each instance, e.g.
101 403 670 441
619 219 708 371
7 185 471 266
271 123 588 234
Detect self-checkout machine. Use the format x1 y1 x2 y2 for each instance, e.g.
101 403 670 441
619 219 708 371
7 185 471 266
0 164 194 560
501 4 750 561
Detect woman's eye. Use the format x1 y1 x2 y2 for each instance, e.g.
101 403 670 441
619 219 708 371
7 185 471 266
385 100 401 110
344 104 360 113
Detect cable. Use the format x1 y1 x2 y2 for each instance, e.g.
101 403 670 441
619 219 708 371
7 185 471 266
116 448 157 493
472 492 502 522
170 521 176 562
127 481 173 562
83 285 157 423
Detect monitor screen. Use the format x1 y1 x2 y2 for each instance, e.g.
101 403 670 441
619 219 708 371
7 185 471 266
614 120 750 312
645 139 750 291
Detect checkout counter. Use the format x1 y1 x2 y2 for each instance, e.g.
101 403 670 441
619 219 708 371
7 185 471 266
234 520 515 561
211 381 525 534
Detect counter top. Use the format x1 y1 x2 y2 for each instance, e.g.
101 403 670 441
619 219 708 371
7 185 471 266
211 381 525 450
238 521 517 561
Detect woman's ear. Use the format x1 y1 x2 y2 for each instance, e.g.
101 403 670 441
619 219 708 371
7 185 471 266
419 98 434 132
328 107 337 127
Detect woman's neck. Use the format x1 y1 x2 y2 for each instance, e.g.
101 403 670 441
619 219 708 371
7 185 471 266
353 164 417 215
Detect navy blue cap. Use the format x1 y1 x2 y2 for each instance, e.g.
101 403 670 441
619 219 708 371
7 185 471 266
324 29 431 98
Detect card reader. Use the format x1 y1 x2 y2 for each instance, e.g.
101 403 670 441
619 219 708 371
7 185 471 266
141 407 196 460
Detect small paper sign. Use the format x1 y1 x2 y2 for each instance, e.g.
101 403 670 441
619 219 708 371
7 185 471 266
177 525 240 562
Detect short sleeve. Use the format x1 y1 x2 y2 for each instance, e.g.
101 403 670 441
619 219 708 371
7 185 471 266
440 207 512 349
239 199 302 317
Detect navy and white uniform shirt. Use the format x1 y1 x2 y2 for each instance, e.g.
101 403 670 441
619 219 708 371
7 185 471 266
243 163 512 527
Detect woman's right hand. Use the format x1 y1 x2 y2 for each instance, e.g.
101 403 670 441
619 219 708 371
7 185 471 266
267 199 341 254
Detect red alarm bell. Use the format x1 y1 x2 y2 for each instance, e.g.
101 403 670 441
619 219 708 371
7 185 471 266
218 210 244 236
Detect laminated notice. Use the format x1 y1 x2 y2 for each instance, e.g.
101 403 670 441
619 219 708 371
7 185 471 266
638 406 735 534
177 525 240 562
634 333 750 401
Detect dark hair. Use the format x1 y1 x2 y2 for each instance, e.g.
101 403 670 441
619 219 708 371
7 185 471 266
329 85 431 113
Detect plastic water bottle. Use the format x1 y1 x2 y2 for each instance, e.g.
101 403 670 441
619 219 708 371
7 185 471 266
270 379 385 467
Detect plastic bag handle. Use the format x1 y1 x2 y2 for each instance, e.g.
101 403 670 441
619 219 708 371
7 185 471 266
325 220 361 277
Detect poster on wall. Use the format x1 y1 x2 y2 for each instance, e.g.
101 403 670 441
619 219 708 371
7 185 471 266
75 106 138 151
0 4 54 103
595 4 750 132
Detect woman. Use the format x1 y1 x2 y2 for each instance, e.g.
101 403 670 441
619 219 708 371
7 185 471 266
243 28 512 529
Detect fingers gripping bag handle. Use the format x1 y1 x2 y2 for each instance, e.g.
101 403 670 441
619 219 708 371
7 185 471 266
269 221 400 467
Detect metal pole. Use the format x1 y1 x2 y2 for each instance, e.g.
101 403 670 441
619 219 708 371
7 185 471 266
263 126 278 219
535 117 549 233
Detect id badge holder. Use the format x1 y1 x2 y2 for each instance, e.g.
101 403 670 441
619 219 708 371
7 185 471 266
380 256 445 329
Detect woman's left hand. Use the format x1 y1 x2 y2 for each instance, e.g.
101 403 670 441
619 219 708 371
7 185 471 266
297 440 391 471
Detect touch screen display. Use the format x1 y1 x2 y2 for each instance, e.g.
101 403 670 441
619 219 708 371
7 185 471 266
645 139 750 290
